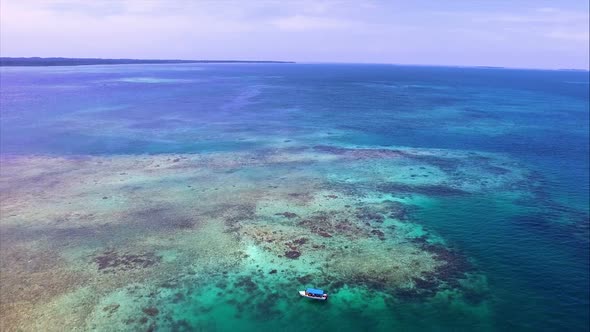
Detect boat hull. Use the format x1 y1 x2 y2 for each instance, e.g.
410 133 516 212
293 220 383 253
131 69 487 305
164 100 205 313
299 290 328 300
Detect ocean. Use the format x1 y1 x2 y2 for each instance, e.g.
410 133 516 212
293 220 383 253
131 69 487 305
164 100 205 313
0 63 588 331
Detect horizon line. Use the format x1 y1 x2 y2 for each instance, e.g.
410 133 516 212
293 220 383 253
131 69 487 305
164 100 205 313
1 56 588 71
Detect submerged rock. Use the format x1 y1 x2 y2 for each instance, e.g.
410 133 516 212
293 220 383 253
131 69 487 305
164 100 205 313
356 209 384 223
235 276 259 292
284 250 301 259
275 212 298 219
102 303 120 316
94 250 161 272
313 145 403 159
371 229 385 240
315 230 333 238
297 274 313 284
378 183 468 197
292 238 308 245
142 307 159 316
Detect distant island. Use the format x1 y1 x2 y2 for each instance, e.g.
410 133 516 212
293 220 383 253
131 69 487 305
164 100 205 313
0 57 295 66
556 68 589 72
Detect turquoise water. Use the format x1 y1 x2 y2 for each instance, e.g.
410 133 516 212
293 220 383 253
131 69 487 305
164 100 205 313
0 64 588 331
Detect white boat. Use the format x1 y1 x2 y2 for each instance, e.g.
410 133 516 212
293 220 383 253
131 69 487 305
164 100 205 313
299 288 328 300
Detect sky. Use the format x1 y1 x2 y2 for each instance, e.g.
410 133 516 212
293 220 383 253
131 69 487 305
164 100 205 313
1 0 589 69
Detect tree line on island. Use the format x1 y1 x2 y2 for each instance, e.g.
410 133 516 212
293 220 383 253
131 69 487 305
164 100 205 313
0 57 295 66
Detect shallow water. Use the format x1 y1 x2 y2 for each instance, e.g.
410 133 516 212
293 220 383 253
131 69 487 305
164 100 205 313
0 64 588 331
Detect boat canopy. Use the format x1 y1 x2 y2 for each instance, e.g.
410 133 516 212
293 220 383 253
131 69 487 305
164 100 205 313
306 288 324 295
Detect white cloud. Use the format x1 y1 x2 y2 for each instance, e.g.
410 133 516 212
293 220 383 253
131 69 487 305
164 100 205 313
546 30 590 42
270 15 352 31
535 7 558 13
475 8 587 24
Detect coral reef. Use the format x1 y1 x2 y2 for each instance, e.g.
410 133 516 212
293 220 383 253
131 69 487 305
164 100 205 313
0 145 531 331
95 250 161 272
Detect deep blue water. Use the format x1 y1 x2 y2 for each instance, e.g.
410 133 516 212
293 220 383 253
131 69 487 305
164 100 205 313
1 64 588 331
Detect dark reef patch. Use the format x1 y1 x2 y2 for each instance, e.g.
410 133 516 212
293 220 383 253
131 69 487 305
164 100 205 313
514 212 590 250
128 207 198 231
356 209 385 223
378 183 469 197
172 292 185 303
402 154 461 172
286 192 315 204
461 285 489 306
394 287 431 301
102 303 120 316
94 250 161 272
297 211 369 239
384 201 412 220
313 145 403 159
167 218 196 229
218 203 257 232
254 293 281 320
235 276 258 292
371 229 385 240
0 223 105 245
412 276 438 291
483 165 511 175
170 319 193 331
297 274 313 284
275 212 299 219
371 238 479 301
284 250 301 259
292 238 308 245
419 242 473 288
142 307 159 316
348 272 388 291
316 230 333 238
